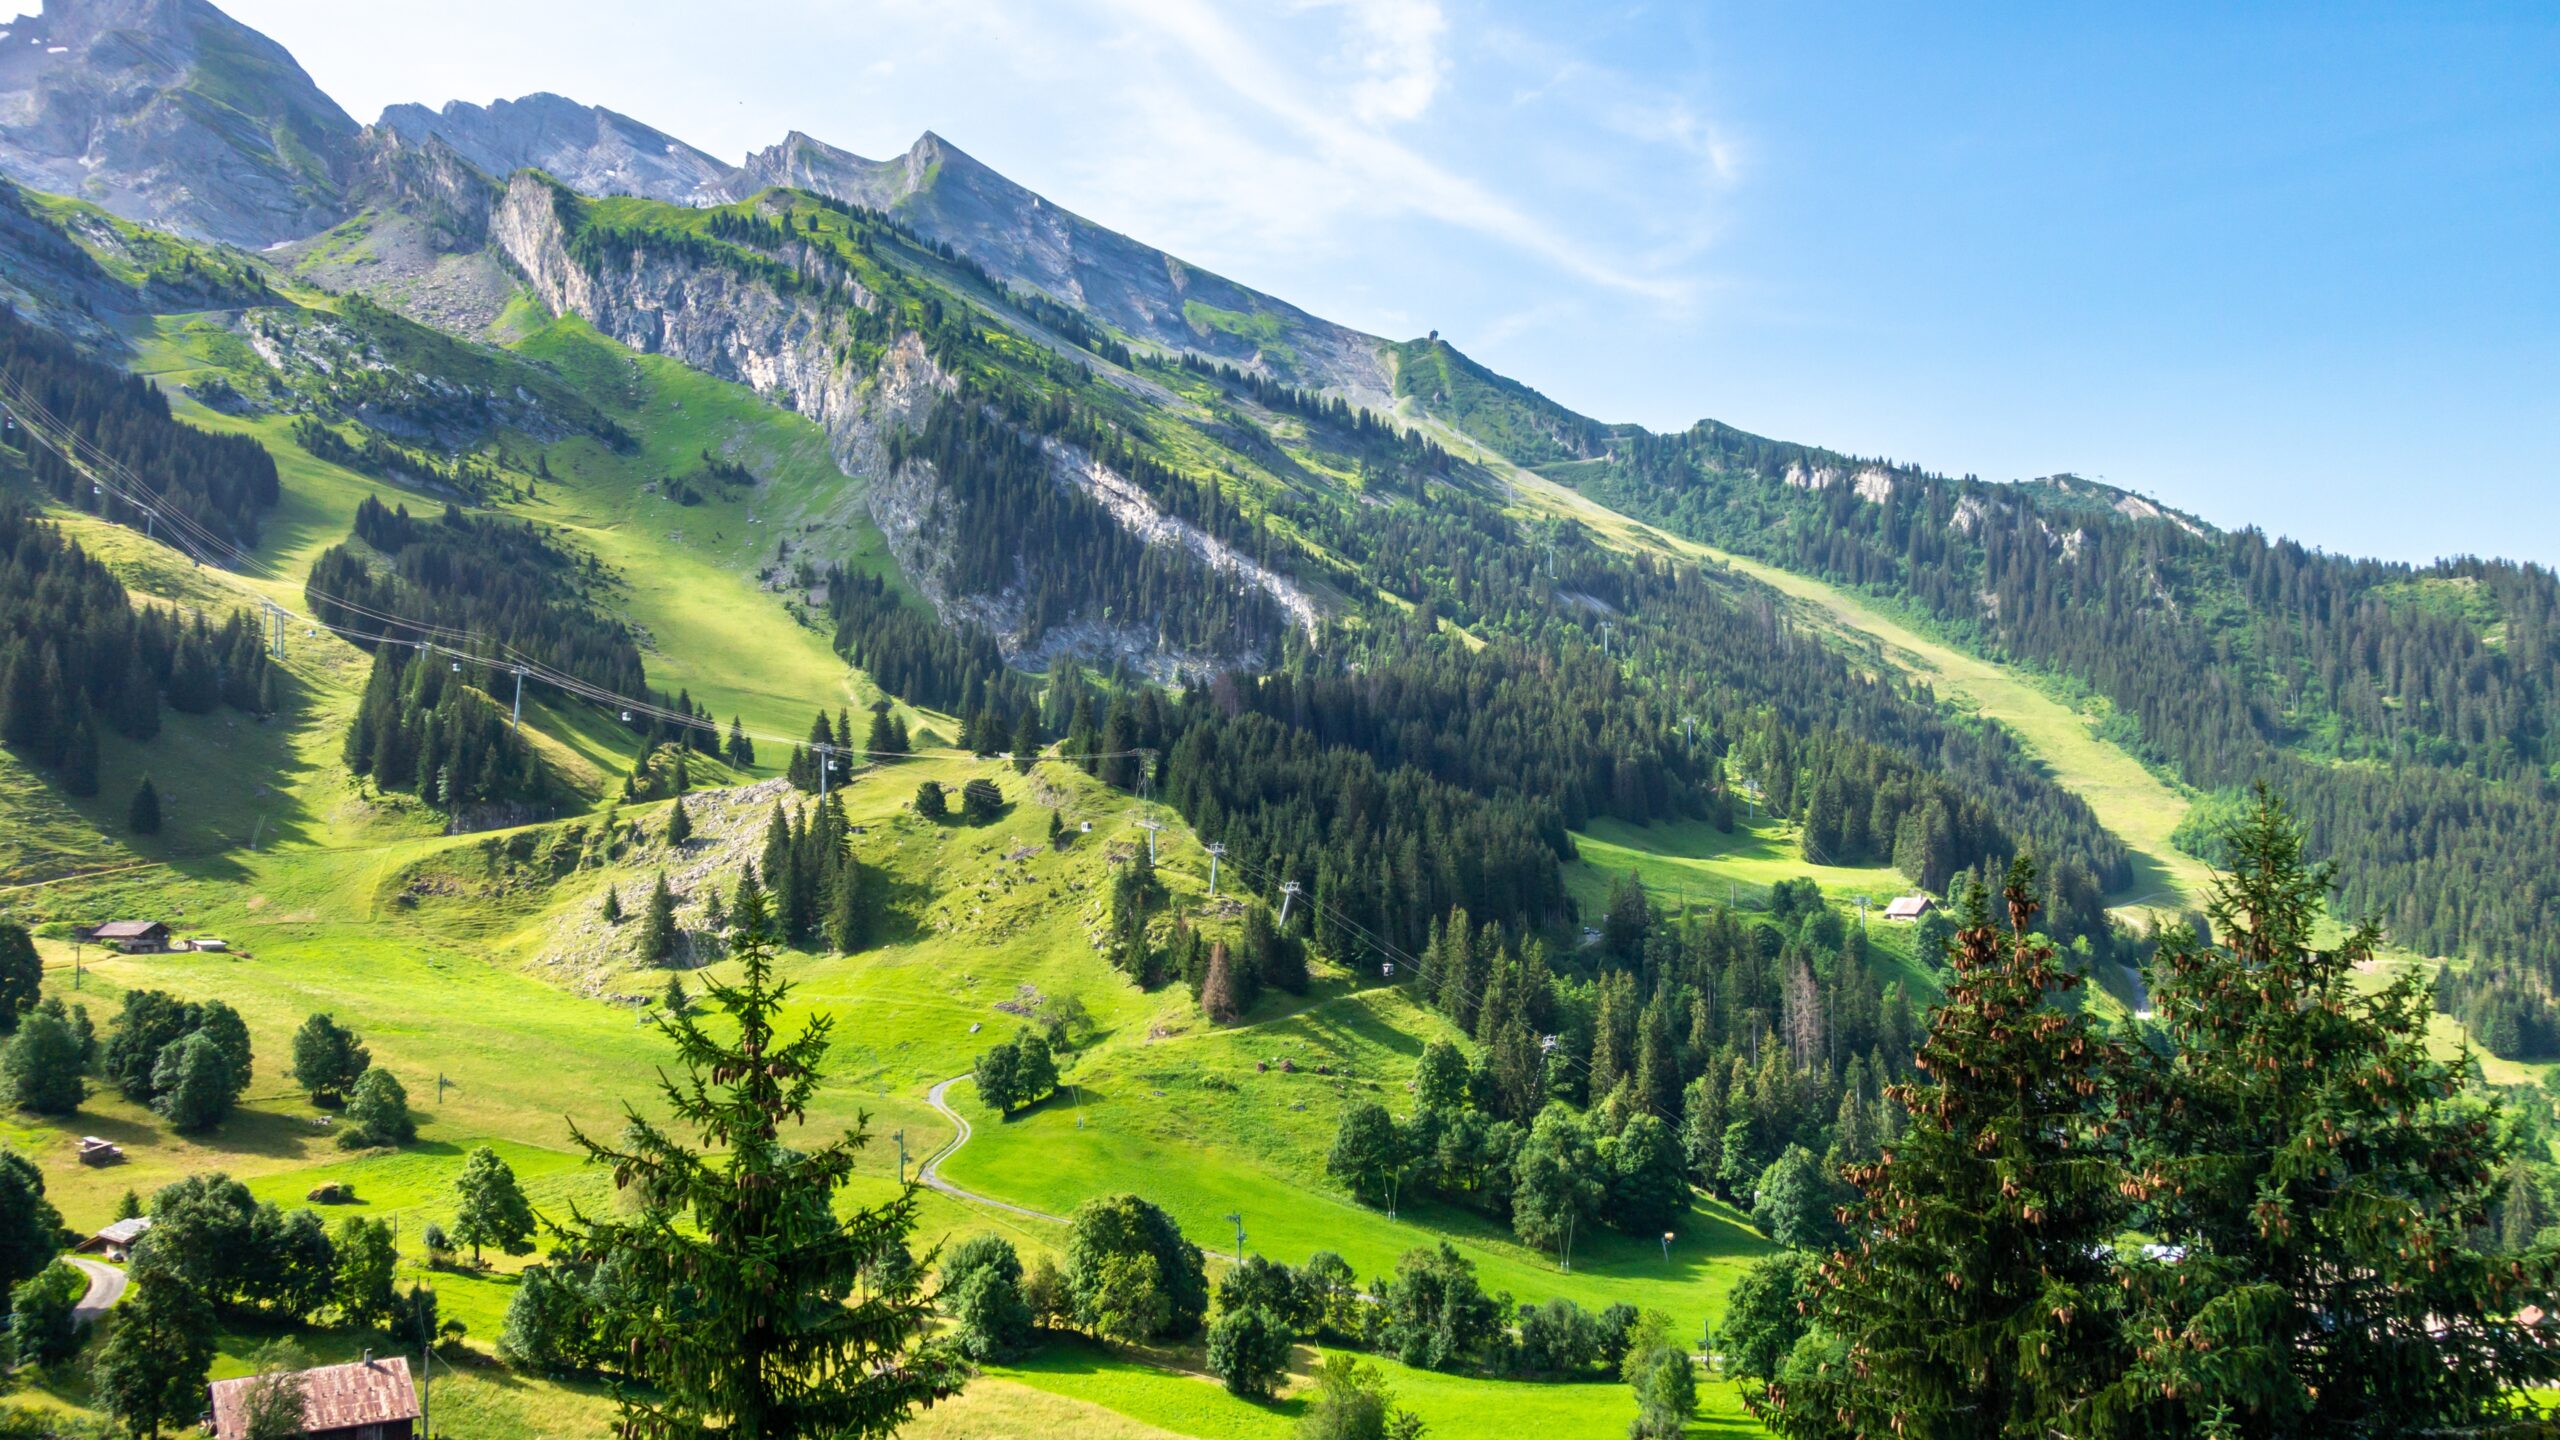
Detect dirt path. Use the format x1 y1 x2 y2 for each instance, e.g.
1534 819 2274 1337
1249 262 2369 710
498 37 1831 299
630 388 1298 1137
920 1075 1065 1224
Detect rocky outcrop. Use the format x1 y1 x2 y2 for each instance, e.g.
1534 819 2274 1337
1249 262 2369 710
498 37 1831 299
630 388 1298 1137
491 173 1307 675
0 0 359 246
493 173 877 443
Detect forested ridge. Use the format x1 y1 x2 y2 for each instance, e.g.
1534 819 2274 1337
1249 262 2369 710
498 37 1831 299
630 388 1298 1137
0 506 276 797
1568 422 2560 1053
0 305 280 548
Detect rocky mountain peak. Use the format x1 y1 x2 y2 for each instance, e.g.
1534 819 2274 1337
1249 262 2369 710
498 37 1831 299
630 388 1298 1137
0 0 358 245
375 92 735 207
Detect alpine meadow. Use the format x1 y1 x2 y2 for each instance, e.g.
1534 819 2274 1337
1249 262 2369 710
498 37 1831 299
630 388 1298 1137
0 3 2548 1438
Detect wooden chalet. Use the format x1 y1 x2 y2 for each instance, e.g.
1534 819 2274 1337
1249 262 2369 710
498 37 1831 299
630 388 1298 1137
207 1353 418 1440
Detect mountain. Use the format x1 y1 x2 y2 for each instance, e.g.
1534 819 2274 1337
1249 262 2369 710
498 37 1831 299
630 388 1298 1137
735 129 1391 401
0 0 357 245
369 90 1394 400
0 0 2552 1045
375 93 735 209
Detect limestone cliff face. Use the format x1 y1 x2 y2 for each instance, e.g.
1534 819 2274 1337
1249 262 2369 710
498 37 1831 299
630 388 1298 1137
490 173 1308 677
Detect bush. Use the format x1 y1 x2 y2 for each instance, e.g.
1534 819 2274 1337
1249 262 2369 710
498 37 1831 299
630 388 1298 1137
3 1011 85 1114
1293 1353 1421 1440
960 777 1003 823
913 781 947 819
1207 1305 1293 1399
8 1259 85 1367
1065 1194 1207 1342
943 1233 1034 1361
339 1069 415 1149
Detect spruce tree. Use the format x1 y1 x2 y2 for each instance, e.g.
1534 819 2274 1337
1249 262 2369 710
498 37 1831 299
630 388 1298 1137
640 873 679 963
826 862 866 955
1010 707 1041 773
60 714 97 797
557 886 953 1437
127 774 161 834
0 922 34 1030
666 795 693 845
1766 862 2126 1440
2108 786 2560 1433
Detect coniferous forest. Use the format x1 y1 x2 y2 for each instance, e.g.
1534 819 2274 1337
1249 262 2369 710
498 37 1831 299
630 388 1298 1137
1574 427 2560 1054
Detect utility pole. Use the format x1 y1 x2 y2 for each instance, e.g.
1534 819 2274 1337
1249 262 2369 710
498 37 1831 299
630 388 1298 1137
1561 1211 1577 1275
893 1130 909 1184
1206 843 1225 897
1277 881 1303 929
1223 1211 1246 1265
1681 714 1698 748
436 1073 452 1104
816 744 832 798
1598 620 1614 657
1660 1230 1674 1263
1136 817 1161 866
71 939 81 992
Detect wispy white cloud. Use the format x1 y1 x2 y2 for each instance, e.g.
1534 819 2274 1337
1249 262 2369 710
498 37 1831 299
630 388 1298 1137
1309 0 1449 124
1091 0 1689 302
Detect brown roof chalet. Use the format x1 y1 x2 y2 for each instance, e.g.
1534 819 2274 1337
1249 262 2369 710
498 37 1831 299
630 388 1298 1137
207 1354 417 1440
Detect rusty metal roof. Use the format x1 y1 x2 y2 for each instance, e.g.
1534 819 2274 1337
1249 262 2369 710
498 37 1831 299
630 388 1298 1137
207 1355 417 1439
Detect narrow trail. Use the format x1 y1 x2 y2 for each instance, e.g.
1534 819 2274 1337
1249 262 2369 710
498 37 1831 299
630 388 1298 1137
920 1075 1065 1224
68 1258 124 1327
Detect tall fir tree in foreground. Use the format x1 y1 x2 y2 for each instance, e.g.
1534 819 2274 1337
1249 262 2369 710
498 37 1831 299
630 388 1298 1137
1766 861 2126 1440
2107 784 2559 1434
557 886 955 1437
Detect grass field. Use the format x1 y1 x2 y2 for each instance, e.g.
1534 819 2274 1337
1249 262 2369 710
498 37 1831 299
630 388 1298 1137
970 1335 1768 1440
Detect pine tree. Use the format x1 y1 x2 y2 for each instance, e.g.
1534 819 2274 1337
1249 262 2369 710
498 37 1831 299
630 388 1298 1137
2109 785 2560 1433
556 887 954 1436
128 774 161 834
666 795 692 845
1011 707 1042 773
1766 862 2126 1440
600 883 623 924
1201 942 1243 1023
640 873 679 964
60 714 97 797
826 862 867 955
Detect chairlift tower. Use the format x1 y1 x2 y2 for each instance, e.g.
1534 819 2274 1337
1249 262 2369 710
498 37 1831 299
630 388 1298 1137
1206 843 1226 897
1278 881 1304 928
1135 817 1162 866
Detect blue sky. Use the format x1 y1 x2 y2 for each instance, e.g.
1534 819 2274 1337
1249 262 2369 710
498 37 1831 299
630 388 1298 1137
227 0 2558 564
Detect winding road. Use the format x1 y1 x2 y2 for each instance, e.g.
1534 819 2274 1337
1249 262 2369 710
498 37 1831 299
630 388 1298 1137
920 1075 1064 1223
68 1258 124 1327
